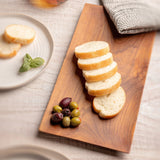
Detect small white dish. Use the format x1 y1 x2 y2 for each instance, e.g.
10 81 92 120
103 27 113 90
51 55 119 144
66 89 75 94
0 145 69 160
0 14 53 90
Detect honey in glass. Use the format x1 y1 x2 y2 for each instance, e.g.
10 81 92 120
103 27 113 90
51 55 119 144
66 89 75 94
30 0 67 8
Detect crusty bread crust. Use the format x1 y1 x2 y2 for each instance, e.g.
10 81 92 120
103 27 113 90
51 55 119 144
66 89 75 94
75 46 110 59
83 64 117 82
93 87 126 119
4 32 35 45
4 25 36 45
0 49 19 58
78 56 113 70
99 110 123 119
93 102 125 119
0 35 21 59
87 77 121 96
75 41 110 59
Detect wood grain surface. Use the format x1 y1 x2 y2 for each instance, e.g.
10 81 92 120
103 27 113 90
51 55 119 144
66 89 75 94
39 3 155 153
0 1 160 160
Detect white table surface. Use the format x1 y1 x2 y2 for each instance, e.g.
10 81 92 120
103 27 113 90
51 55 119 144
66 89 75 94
0 0 160 160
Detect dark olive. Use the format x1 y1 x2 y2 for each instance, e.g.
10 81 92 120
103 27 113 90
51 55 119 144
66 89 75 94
71 117 81 127
59 97 72 108
50 113 63 124
51 110 54 114
69 102 78 110
62 108 71 117
53 105 62 113
71 109 80 117
62 116 70 127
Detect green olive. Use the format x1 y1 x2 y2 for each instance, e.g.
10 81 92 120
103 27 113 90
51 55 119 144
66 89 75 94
71 109 80 117
53 105 62 113
69 101 78 110
71 117 81 127
62 116 70 127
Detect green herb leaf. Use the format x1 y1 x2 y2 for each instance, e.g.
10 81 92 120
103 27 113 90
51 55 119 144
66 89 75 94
19 54 44 73
19 54 32 72
19 63 31 72
30 57 45 68
24 53 32 63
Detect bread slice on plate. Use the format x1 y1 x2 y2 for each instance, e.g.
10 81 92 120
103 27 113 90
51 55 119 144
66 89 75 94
78 52 113 70
82 61 117 82
0 35 21 59
85 72 121 96
75 41 110 59
4 24 36 45
93 87 126 119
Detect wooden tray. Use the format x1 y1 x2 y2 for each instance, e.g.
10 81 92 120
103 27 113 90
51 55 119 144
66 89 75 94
39 3 155 152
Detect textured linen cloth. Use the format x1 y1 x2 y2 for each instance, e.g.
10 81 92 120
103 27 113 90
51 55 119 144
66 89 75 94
101 0 160 34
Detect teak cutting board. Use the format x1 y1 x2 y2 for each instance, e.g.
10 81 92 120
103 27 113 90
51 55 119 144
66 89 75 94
39 3 155 152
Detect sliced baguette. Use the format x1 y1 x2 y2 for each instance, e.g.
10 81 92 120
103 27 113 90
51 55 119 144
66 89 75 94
93 87 126 119
75 41 110 59
83 61 117 82
0 35 21 59
4 24 36 45
85 72 121 96
78 52 113 70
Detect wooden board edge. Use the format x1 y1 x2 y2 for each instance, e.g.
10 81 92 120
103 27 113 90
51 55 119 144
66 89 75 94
39 129 131 153
128 31 156 152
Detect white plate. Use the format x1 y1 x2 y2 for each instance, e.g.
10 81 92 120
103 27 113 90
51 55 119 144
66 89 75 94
0 14 53 90
0 145 69 160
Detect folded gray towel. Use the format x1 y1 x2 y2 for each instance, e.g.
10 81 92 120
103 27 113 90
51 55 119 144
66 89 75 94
101 0 160 34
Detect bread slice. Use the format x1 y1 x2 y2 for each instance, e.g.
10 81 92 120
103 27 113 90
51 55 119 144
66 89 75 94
75 41 110 59
82 61 117 82
93 87 126 119
4 24 36 45
78 52 113 70
85 72 121 96
0 35 21 59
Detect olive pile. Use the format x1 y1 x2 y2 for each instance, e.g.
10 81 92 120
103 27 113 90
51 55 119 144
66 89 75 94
50 97 81 128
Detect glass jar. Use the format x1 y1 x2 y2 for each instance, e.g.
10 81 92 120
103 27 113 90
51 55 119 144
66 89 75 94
30 0 67 8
